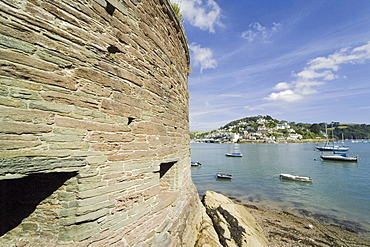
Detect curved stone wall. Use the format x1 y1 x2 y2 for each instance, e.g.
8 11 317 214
0 0 201 245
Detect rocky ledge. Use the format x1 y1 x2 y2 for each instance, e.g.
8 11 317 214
196 191 268 247
196 191 370 247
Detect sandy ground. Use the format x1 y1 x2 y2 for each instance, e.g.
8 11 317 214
231 198 370 247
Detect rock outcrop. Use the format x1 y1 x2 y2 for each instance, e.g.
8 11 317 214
201 191 268 247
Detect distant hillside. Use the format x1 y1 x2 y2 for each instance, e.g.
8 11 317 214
190 115 370 141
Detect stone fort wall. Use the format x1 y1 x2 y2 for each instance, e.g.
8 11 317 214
0 0 205 245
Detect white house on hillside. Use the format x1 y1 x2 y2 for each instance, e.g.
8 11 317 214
275 122 291 130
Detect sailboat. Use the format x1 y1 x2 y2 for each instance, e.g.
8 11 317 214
225 152 243 157
226 144 243 157
316 125 349 152
320 123 358 162
316 144 349 152
320 152 358 162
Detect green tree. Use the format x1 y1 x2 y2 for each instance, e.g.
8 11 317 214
310 124 321 134
278 129 289 135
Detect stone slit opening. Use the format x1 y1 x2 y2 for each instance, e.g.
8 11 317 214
105 1 115 16
0 172 77 236
107 45 121 54
158 161 177 191
128 117 135 125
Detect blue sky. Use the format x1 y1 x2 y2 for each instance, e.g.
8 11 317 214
172 0 370 131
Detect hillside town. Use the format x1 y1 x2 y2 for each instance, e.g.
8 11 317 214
191 116 325 143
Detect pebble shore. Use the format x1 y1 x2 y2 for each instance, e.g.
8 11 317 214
236 198 370 246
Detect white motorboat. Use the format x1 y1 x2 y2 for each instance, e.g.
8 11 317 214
191 161 202 166
279 173 312 182
216 173 232 179
225 152 243 157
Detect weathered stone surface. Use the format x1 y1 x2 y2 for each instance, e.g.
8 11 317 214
55 116 130 132
49 141 90 150
87 132 134 143
0 76 43 91
0 105 55 125
0 33 37 53
0 134 41 150
0 157 86 176
61 222 100 242
36 49 75 68
0 48 58 71
79 81 111 97
0 95 28 108
0 121 52 134
0 61 76 90
202 191 268 247
0 139 41 150
40 91 100 110
40 135 84 142
0 0 202 246
29 100 73 113
133 121 167 135
0 150 72 159
101 98 142 118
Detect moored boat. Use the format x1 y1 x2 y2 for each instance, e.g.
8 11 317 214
316 126 349 151
279 173 312 182
225 152 243 157
191 161 202 166
316 145 349 152
216 173 232 179
320 153 358 162
318 123 358 162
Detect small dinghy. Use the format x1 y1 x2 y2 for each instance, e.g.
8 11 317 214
191 161 202 167
216 173 232 179
279 173 312 182
225 152 243 157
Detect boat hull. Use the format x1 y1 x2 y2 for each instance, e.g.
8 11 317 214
216 173 232 179
225 153 243 157
320 155 358 162
316 146 349 152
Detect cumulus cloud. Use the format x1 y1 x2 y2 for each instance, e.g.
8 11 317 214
189 43 217 72
172 0 223 33
265 41 370 102
273 82 290 91
241 22 281 42
265 90 303 102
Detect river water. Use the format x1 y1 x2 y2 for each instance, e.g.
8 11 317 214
190 142 370 237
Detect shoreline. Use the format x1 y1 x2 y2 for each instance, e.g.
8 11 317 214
192 139 328 144
228 196 370 246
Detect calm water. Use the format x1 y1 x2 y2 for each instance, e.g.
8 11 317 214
190 142 370 236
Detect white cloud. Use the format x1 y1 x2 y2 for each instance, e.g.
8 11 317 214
240 30 257 42
189 43 217 72
266 41 370 102
241 22 281 42
264 90 303 102
273 82 290 91
172 0 223 33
